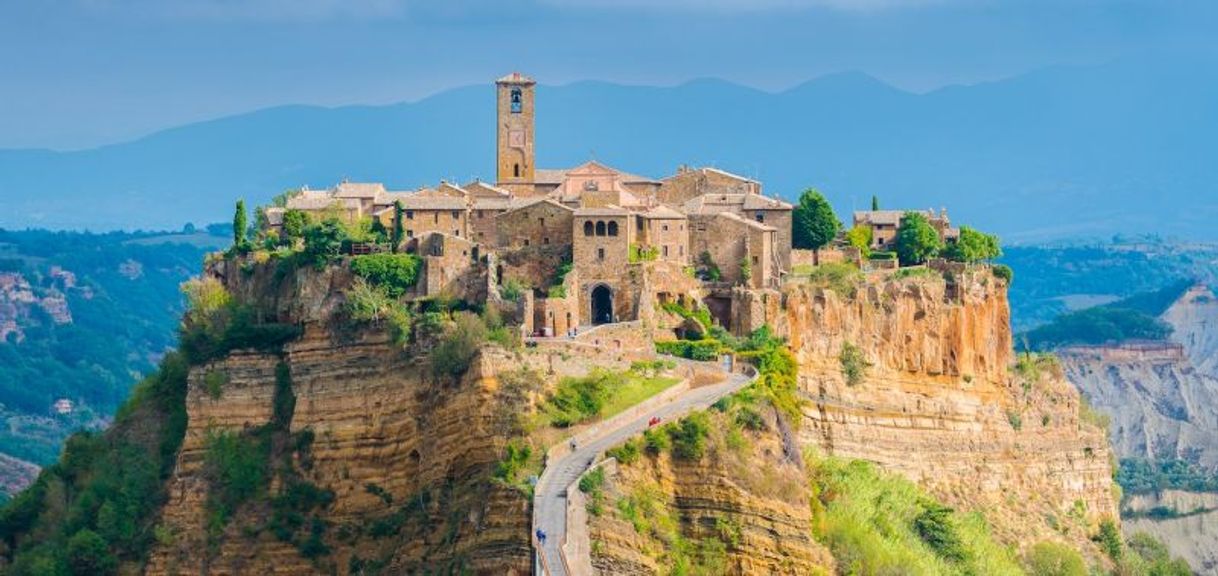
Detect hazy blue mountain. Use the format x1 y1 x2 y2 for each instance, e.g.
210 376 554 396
2 55 1216 240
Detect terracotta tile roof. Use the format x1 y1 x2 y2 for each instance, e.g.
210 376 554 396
742 194 792 210
716 211 776 232
398 194 468 210
641 205 687 219
853 210 934 226
334 182 386 198
500 197 573 216
462 180 511 198
535 161 660 185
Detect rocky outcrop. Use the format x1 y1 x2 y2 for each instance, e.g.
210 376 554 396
1163 284 1218 378
146 260 535 575
1123 490 1218 574
1060 342 1218 470
590 269 1119 572
785 270 1116 552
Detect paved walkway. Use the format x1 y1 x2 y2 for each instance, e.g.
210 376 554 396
532 360 755 576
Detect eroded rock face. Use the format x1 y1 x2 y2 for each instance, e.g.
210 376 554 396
146 327 533 575
1060 342 1218 470
591 270 1118 572
1163 284 1218 379
786 271 1116 552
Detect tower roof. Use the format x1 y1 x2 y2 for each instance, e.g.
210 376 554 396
496 72 536 85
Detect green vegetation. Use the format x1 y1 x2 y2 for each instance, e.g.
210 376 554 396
233 199 249 252
429 312 490 379
493 439 532 484
991 263 1014 284
809 456 1022 576
1117 457 1218 494
606 438 642 465
1000 241 1212 333
177 277 302 364
629 244 659 263
738 256 752 283
844 225 872 257
542 367 679 427
793 188 841 260
579 467 607 516
202 428 271 537
839 341 868 387
695 251 722 282
655 338 722 361
942 226 1002 263
1022 306 1171 350
349 253 421 297
1023 541 1086 576
669 412 711 460
0 352 189 574
0 229 213 465
798 262 862 297
301 218 349 268
895 211 944 266
660 300 713 332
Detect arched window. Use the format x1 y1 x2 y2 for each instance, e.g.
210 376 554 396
511 88 522 113
514 163 520 178
595 221 606 236
583 221 594 236
607 221 619 236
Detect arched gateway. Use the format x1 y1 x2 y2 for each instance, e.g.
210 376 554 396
591 285 613 325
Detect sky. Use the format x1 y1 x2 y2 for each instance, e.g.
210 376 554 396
1 0 1215 150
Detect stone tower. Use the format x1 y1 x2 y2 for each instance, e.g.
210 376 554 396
496 72 536 194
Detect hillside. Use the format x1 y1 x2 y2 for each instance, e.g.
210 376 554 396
0 229 219 484
0 247 1175 575
4 55 1218 241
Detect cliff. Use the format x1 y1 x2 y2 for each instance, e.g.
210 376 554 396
589 268 1119 573
785 270 1116 546
142 259 535 575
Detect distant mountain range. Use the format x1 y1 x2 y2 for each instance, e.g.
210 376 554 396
2 54 1216 241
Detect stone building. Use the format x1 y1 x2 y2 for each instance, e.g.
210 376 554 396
495 198 574 249
682 192 793 269
573 206 636 324
852 209 957 251
263 71 814 335
658 165 761 206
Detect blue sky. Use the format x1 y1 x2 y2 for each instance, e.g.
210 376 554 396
2 0 1215 150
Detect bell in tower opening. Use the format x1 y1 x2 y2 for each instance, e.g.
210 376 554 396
511 88 522 113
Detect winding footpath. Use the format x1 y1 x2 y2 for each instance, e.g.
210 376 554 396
531 359 755 575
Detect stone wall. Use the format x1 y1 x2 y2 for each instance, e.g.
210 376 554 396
495 200 573 250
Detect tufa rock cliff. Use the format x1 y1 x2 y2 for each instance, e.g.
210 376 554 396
590 268 1119 572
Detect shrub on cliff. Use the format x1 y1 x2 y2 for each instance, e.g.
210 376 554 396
301 219 348 268
429 312 488 379
1023 541 1087 576
839 342 868 387
669 412 711 460
350 253 420 298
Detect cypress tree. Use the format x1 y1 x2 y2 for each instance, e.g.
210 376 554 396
392 200 404 253
233 199 248 251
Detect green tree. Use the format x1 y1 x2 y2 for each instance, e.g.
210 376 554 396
844 225 872 258
943 226 1002 263
1023 541 1086 576
302 219 348 268
792 188 840 264
391 200 404 253
66 529 117 576
871 195 879 211
894 211 943 266
739 256 752 285
233 199 248 251
281 209 309 243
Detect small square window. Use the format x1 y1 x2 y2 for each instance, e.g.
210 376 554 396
406 211 414 220
406 230 414 237
662 224 669 232
597 248 605 261
524 239 530 247
752 256 759 264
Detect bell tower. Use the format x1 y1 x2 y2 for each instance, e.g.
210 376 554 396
496 72 536 194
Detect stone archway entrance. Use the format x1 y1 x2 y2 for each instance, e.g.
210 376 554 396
591 285 613 325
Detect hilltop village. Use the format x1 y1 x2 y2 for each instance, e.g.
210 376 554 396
257 72 971 338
